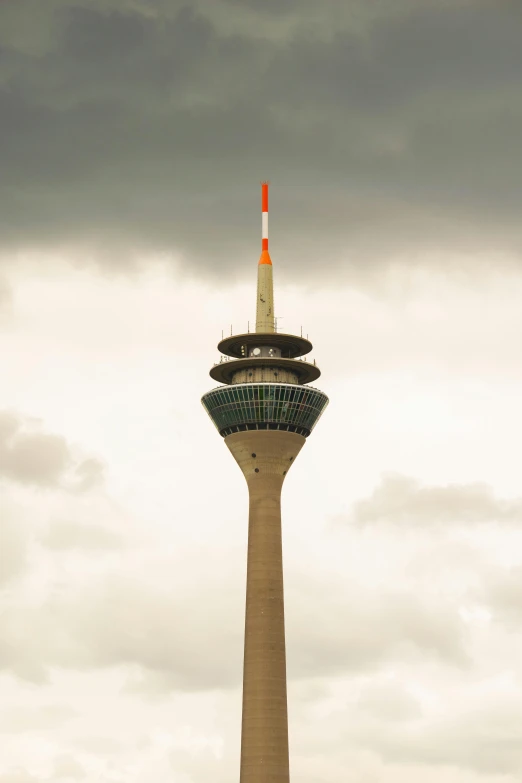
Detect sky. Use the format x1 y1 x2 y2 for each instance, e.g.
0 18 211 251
1 1 522 781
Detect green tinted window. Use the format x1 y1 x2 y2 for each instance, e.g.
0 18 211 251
202 383 328 436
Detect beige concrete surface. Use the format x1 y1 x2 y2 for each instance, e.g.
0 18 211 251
256 263 275 333
231 367 299 385
225 430 306 783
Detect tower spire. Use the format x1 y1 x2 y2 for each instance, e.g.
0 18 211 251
256 181 275 333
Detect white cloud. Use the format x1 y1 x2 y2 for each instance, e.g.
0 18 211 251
351 473 522 527
359 697 522 775
0 705 77 735
0 772 40 783
52 755 85 780
0 512 27 585
485 566 522 627
0 256 521 781
40 520 122 552
0 275 13 313
0 411 71 486
0 410 104 490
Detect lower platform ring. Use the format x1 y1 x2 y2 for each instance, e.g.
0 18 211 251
219 422 310 438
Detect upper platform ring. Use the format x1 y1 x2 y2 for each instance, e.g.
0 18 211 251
218 332 313 359
210 356 321 385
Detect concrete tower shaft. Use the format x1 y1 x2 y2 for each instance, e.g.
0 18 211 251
225 430 305 782
256 262 275 334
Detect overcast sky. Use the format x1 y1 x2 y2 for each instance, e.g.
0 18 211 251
1 2 522 782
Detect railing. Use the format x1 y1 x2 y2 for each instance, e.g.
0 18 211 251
203 381 326 395
214 356 316 366
221 325 310 339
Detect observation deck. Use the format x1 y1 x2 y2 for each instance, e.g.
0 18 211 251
202 383 328 438
203 329 328 438
202 183 328 439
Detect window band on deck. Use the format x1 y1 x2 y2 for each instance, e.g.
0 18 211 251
201 382 329 438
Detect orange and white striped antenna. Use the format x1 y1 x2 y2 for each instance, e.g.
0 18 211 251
261 181 269 251
256 181 275 332
259 181 271 266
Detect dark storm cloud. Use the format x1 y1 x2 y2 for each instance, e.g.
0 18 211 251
1 1 521 278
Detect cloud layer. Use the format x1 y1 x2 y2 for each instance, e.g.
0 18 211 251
0 410 104 490
352 473 522 527
1 1 521 276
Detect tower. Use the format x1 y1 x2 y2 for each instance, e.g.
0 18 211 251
201 183 328 782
